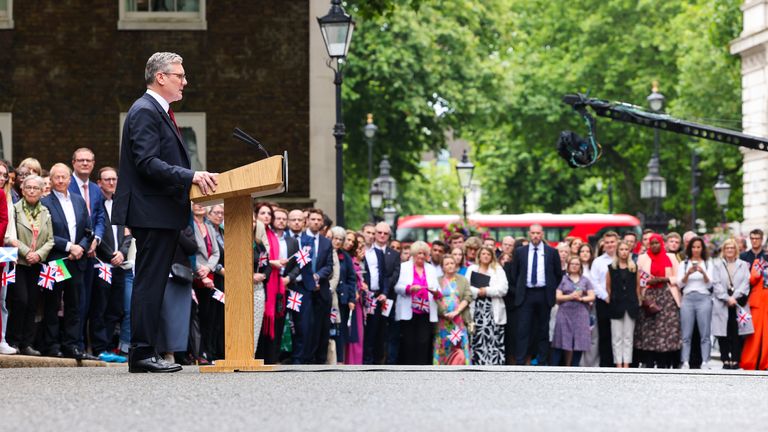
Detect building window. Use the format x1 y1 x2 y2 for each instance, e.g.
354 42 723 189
0 113 12 163
119 112 206 170
118 0 206 31
0 0 14 30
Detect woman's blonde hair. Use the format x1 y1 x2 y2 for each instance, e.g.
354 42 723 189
410 240 430 257
719 238 739 258
19 157 43 176
477 245 499 269
611 241 637 273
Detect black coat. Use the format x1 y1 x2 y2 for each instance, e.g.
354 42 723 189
41 193 93 271
510 243 563 308
113 93 194 230
96 200 133 264
607 266 639 319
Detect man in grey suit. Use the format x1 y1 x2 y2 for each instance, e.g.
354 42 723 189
510 224 563 365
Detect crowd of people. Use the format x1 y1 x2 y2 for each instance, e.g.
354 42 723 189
1 151 767 370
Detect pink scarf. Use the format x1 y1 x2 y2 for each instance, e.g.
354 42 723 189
261 228 285 339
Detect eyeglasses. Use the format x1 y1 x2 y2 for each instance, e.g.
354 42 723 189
163 72 187 80
210 211 224 216
100 178 117 182
23 186 41 191
74 159 94 164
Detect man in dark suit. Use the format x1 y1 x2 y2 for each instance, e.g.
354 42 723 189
88 167 132 363
510 224 563 365
68 147 106 352
112 52 217 373
41 164 94 359
360 223 388 364
373 222 401 365
291 208 334 364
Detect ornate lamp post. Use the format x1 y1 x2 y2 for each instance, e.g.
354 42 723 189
369 181 383 221
456 149 475 220
317 0 355 226
642 81 667 231
363 113 378 190
713 173 731 227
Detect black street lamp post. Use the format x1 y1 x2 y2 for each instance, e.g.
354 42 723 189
318 0 355 227
642 81 667 231
456 149 475 220
364 113 378 190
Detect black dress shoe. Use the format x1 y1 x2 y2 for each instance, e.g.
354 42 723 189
62 346 85 360
20 346 41 356
81 352 100 361
129 356 183 373
44 350 63 358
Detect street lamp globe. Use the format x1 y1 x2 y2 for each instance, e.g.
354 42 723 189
382 205 398 229
363 113 378 139
317 0 355 59
647 81 665 113
713 173 731 208
374 155 397 201
456 149 475 189
640 156 667 199
369 182 384 211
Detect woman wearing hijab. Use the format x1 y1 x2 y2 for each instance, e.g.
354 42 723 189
635 233 682 368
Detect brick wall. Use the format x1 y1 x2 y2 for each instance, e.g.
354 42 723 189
0 0 311 200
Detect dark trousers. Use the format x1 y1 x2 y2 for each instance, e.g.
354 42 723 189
6 264 41 349
311 291 331 364
291 288 314 364
504 294 517 365
386 311 400 365
515 288 551 365
596 299 614 366
363 299 388 365
257 304 286 364
719 306 743 364
399 313 433 365
130 227 178 360
89 268 125 353
78 257 97 350
195 285 225 360
42 265 83 353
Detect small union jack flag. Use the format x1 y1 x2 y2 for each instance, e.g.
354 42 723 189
258 252 268 268
287 290 303 312
293 247 312 268
38 264 57 290
329 307 339 323
212 288 225 304
95 261 112 284
737 306 752 328
413 296 429 312
449 327 463 346
639 270 650 288
1 265 15 287
365 291 376 315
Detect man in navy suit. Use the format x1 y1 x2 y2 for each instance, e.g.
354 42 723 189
510 224 563 365
291 208 334 364
68 147 106 352
41 164 94 359
360 223 388 364
112 52 217 373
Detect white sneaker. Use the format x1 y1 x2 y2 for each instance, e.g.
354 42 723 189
700 362 711 370
0 341 17 355
681 362 690 369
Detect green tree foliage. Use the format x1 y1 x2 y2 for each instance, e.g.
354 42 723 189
341 0 744 232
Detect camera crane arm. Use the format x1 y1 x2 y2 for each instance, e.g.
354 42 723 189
558 93 768 168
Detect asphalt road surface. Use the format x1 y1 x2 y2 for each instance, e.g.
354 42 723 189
2 365 767 431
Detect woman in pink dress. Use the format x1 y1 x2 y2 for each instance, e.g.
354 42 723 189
342 231 366 364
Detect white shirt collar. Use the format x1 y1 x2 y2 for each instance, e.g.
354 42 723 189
53 189 69 200
146 89 170 113
73 176 88 190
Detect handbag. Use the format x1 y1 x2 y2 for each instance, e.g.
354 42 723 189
641 297 662 316
171 263 194 284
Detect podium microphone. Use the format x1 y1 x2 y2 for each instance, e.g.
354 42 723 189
233 128 270 159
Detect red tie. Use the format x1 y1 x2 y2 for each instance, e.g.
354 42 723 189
82 183 91 215
168 108 181 135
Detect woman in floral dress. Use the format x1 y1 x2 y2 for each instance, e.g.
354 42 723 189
433 255 472 365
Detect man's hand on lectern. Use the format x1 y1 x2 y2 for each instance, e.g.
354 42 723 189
193 171 218 195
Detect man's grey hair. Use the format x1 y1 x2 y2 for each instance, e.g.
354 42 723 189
145 52 183 85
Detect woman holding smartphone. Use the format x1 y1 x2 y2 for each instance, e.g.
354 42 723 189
676 236 714 369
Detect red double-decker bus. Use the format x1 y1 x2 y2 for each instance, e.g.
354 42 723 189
395 214 642 245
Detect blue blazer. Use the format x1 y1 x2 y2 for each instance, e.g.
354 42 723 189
41 192 93 271
68 178 106 241
298 232 334 300
336 250 358 306
113 93 194 230
510 243 563 308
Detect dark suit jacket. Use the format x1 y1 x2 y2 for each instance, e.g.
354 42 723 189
298 232 334 301
41 192 93 271
379 246 400 299
281 234 302 283
363 247 386 297
113 92 194 230
510 242 563 307
69 178 106 240
95 200 132 264
337 250 359 306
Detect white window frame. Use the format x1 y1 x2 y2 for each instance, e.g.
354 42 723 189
118 0 207 31
0 113 12 163
119 111 206 170
0 0 14 30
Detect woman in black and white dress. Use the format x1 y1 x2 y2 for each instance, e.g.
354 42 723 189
466 246 508 365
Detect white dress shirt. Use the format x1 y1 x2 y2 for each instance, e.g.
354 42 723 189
365 246 381 292
590 253 615 301
104 198 118 251
146 89 170 113
52 190 77 251
526 243 546 287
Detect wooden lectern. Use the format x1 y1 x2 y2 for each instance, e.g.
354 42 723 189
190 154 287 372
